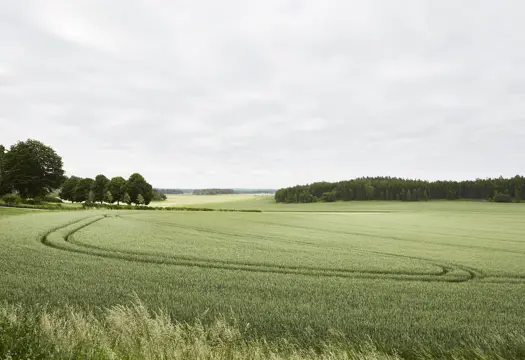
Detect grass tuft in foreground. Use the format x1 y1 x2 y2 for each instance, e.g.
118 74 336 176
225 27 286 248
1 298 525 360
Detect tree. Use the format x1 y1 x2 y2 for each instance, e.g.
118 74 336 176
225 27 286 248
59 176 80 202
152 189 167 201
74 178 94 203
406 189 412 202
126 173 154 205
516 188 521 203
93 174 109 204
87 190 95 204
364 182 375 200
104 191 113 204
3 139 65 198
424 190 429 201
122 192 131 205
0 145 9 196
108 177 127 205
136 194 145 205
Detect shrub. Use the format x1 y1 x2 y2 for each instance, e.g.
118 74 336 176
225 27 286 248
43 195 63 203
2 193 22 205
494 192 512 203
22 198 42 205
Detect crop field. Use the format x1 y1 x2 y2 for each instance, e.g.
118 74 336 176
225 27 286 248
151 193 268 207
1 201 525 358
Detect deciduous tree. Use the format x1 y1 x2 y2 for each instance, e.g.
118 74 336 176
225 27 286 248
59 176 80 202
104 191 113 204
108 177 127 205
3 139 65 198
74 178 94 203
93 174 109 204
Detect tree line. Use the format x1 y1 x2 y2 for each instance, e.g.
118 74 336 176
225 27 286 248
59 173 159 205
193 189 234 195
275 176 524 203
156 188 186 195
0 139 161 206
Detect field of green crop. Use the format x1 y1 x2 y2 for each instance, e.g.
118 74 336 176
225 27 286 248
152 193 269 207
1 201 525 358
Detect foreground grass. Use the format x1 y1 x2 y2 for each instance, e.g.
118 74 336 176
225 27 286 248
1 298 524 360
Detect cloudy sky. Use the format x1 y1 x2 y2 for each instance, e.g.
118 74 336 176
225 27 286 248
1 1 524 188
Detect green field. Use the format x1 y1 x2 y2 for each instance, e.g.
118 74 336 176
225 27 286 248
152 193 270 207
1 201 525 358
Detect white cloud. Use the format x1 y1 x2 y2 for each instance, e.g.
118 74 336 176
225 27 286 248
0 0 524 188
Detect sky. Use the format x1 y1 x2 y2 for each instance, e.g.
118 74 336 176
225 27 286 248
1 1 524 189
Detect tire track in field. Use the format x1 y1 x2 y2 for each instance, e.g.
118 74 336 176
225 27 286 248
124 215 484 281
38 215 484 283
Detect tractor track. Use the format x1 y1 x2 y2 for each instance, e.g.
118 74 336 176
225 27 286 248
39 215 489 283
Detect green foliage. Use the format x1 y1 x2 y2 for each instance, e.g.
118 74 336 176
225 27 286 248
2 193 21 205
43 195 63 203
104 191 113 204
193 189 235 195
74 178 94 203
136 194 145 205
93 174 110 204
87 190 95 204
2 139 65 198
0 145 9 196
152 189 167 201
22 198 42 205
126 173 153 205
275 176 525 203
108 177 127 204
59 176 80 202
493 191 512 203
364 182 375 200
320 191 337 202
122 192 131 205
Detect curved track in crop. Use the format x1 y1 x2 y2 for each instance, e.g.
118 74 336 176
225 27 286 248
41 215 484 283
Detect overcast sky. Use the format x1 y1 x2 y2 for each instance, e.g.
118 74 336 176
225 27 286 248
1 1 524 188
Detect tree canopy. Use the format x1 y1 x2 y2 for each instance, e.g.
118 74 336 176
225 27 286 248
93 175 110 204
108 177 127 204
2 139 65 198
126 173 153 205
59 176 80 202
275 176 525 203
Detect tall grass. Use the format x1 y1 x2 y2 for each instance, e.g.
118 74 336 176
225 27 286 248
1 298 525 360
0 297 400 360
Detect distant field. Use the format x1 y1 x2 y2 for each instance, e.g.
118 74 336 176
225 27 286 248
0 207 38 217
1 201 525 357
151 193 271 207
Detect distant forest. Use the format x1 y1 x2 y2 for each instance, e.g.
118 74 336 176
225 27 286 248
156 189 187 195
275 176 524 203
193 189 234 195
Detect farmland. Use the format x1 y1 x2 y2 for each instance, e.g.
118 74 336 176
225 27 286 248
151 193 270 207
1 201 525 358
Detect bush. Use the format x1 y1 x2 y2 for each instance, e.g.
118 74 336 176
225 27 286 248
320 191 337 202
43 195 63 203
22 198 42 205
494 192 512 203
2 193 22 205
